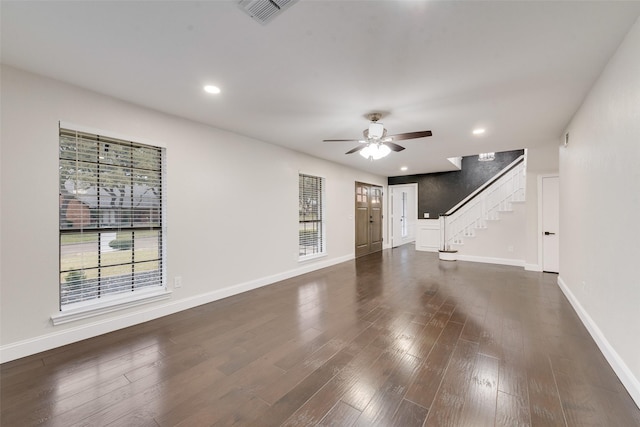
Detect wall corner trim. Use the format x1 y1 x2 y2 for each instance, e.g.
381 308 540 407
557 275 640 408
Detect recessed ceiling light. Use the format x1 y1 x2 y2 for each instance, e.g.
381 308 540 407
400 166 408 171
473 128 485 135
204 85 221 94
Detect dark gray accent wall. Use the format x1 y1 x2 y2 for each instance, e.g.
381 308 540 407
388 150 524 219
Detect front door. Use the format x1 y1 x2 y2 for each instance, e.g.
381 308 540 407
355 182 383 257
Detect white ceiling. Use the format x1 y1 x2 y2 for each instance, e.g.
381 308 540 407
2 1 639 176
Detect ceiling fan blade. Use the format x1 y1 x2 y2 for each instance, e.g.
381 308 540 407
384 141 406 152
387 130 432 141
345 145 366 155
323 139 361 143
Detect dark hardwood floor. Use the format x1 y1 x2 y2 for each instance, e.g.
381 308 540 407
2 246 639 426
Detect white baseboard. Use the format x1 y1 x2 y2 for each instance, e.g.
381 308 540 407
524 263 542 272
0 254 354 363
557 276 640 408
456 254 525 268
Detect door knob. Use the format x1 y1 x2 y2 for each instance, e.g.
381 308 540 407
544 231 556 236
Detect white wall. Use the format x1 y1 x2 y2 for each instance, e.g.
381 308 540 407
0 66 386 361
455 202 526 267
524 144 560 271
559 17 640 406
415 219 440 252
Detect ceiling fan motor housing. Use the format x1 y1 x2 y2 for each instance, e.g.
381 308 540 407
368 122 385 139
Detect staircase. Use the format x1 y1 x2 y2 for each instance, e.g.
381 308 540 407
441 155 526 250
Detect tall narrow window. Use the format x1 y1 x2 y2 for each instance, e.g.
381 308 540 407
59 127 166 310
299 174 325 259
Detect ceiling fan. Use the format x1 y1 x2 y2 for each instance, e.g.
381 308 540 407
323 113 432 160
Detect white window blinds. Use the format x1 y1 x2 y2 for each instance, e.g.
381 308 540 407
299 174 325 258
59 127 166 309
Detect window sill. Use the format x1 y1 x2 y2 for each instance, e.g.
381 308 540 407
298 252 327 263
51 288 172 326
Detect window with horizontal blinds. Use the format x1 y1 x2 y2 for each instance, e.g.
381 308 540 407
299 174 325 258
59 128 166 309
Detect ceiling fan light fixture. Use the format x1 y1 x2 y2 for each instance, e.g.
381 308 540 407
368 122 385 139
360 143 391 160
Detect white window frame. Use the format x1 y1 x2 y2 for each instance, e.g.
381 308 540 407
53 124 169 324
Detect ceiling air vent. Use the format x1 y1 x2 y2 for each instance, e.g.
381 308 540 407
237 0 298 25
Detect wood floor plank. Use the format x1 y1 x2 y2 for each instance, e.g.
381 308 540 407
318 401 362 427
404 320 464 409
168 386 269 427
216 318 301 375
123 343 210 383
389 399 429 427
0 375 131 427
3 246 639 427
255 318 371 406
554 370 605 426
496 391 531 427
526 352 566 427
60 356 227 427
407 310 451 358
424 338 479 426
457 353 499 426
449 303 467 325
477 310 504 360
353 352 422 426
340 347 407 411
0 356 44 379
253 349 355 426
499 317 529 399
1 344 158 412
280 341 382 426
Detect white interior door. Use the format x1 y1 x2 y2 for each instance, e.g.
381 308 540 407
542 176 560 273
390 184 417 248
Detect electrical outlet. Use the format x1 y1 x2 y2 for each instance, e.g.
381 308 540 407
507 245 514 253
174 276 183 288
423 213 429 218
